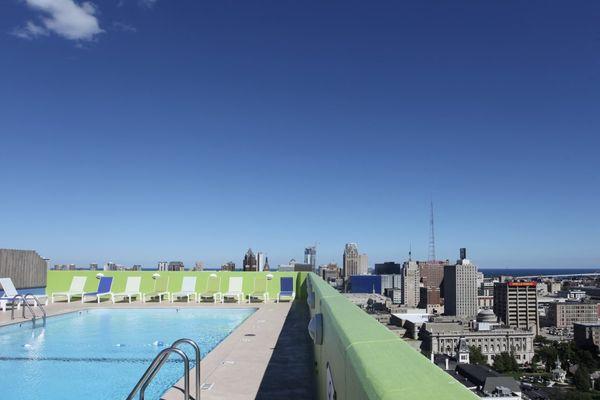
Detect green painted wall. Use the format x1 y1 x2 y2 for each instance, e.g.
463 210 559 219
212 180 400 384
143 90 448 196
308 273 477 400
47 271 307 300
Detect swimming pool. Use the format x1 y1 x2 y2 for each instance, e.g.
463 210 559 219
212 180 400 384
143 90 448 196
0 307 255 399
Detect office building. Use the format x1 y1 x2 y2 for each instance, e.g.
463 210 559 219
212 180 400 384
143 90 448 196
89 263 98 270
221 261 236 271
350 275 382 294
319 263 341 284
494 281 539 334
419 261 445 290
257 252 266 272
343 243 368 277
574 322 600 351
105 262 118 271
263 257 270 271
167 261 185 271
193 261 204 271
420 287 442 308
443 251 478 318
158 261 168 271
375 262 401 275
547 301 600 328
304 246 317 271
132 264 142 271
243 248 258 271
402 261 420 308
0 248 47 290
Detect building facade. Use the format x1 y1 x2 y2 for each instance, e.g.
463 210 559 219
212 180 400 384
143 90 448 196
444 260 479 318
375 262 401 275
574 322 600 351
304 246 317 271
221 261 236 271
257 252 266 272
0 248 47 290
547 301 600 328
402 261 421 308
343 243 367 277
167 261 185 271
243 249 258 271
422 322 535 365
494 281 539 334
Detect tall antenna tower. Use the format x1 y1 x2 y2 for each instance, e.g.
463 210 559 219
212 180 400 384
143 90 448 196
428 201 436 262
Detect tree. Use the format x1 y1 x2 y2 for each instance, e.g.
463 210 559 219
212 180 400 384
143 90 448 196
469 346 487 365
533 345 559 372
493 352 519 373
574 365 591 392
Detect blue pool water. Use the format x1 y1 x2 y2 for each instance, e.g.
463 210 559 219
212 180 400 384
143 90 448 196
0 308 255 399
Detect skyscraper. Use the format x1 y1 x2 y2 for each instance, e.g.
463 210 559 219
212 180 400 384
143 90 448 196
402 261 421 308
304 246 317 271
243 248 258 271
494 281 539 334
257 252 266 272
343 243 368 277
443 250 479 318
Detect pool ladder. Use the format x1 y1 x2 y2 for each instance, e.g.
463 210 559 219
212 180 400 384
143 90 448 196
10 293 46 325
126 338 201 400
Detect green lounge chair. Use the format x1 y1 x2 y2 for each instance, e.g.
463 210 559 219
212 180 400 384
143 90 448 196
198 274 221 303
247 276 269 303
143 276 170 303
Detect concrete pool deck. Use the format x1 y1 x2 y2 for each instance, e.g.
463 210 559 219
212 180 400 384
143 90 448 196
0 299 315 400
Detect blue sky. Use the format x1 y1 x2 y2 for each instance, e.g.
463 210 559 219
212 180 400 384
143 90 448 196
1 0 599 269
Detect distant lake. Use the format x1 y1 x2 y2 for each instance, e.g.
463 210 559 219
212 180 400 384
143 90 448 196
480 267 600 277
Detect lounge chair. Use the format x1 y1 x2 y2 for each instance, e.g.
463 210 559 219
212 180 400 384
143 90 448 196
171 276 197 303
112 276 142 303
0 277 48 311
51 276 87 303
143 276 170 303
247 276 269 303
82 276 113 303
198 274 221 303
277 277 295 303
222 277 244 304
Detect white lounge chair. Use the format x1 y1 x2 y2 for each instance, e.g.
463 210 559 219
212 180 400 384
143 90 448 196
111 276 142 303
0 278 48 311
171 276 198 303
222 277 244 304
51 276 87 303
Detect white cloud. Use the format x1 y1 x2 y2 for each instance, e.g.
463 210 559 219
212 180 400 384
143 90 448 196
139 0 158 8
13 0 103 41
112 21 137 32
12 20 48 39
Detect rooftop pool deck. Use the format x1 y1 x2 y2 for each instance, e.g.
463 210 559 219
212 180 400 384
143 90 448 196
2 271 477 399
0 299 315 400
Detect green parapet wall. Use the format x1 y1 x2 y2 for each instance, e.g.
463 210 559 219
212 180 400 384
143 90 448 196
47 270 308 300
307 273 477 400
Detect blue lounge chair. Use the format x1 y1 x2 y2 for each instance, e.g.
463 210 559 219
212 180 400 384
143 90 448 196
82 276 113 303
277 277 295 303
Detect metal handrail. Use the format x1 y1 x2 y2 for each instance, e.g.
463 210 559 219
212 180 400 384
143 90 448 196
10 294 37 322
23 293 46 324
140 348 189 400
172 338 202 400
126 345 193 400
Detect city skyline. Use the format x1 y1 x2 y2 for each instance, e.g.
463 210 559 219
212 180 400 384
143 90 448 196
1 1 599 268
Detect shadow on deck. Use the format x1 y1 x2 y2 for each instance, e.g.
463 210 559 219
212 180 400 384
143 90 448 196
255 300 316 399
